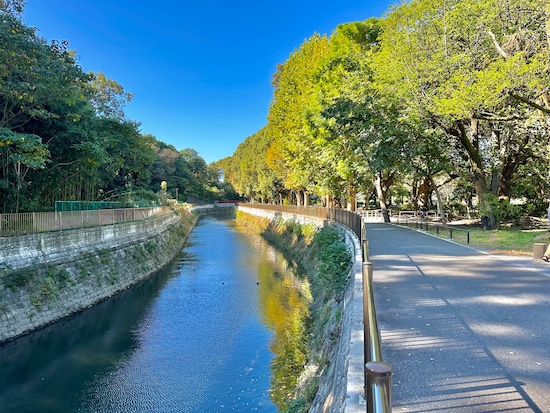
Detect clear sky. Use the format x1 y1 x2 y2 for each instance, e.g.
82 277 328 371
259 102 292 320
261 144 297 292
23 1 397 164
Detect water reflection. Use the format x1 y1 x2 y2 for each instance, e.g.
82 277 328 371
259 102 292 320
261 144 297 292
0 216 311 412
233 221 311 410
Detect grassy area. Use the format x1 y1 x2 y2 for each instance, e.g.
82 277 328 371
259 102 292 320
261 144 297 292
397 220 550 255
463 228 550 255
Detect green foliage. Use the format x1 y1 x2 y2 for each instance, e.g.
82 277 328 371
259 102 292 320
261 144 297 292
480 194 527 227
97 248 111 264
301 224 318 243
144 240 157 253
312 226 351 296
3 265 35 291
285 220 302 237
286 381 319 413
0 12 229 212
222 126 282 203
221 0 550 228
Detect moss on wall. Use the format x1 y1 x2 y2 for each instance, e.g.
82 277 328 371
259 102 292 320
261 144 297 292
0 211 198 343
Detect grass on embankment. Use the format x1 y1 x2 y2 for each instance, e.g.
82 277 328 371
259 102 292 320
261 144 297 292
235 211 351 413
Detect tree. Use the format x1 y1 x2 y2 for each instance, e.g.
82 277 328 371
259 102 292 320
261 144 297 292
88 72 133 119
0 128 48 211
373 0 550 227
267 34 331 205
0 0 25 15
224 126 282 203
0 10 89 210
306 20 383 211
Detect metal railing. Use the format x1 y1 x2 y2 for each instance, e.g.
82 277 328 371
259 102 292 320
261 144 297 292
393 217 471 244
362 255 392 412
359 209 389 221
235 203 363 240
236 203 392 412
0 206 175 237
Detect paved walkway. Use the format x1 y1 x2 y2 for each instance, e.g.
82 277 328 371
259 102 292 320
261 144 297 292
366 223 550 413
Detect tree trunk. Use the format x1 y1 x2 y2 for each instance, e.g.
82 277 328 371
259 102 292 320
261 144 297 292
456 119 495 228
347 186 357 211
374 172 391 223
294 190 302 206
417 176 431 209
427 173 446 225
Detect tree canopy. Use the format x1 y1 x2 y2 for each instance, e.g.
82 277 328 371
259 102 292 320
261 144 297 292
224 0 550 227
0 5 232 212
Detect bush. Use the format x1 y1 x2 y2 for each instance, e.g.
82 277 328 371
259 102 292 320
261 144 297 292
3 266 36 291
312 226 351 298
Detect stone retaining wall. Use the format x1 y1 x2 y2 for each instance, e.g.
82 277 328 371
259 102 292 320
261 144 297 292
0 212 197 343
235 205 365 413
236 205 325 227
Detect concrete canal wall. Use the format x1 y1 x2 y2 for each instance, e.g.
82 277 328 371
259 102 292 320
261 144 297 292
0 211 197 344
235 205 366 413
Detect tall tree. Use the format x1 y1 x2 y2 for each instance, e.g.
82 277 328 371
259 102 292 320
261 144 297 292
306 20 382 211
373 0 550 227
267 34 331 205
0 9 88 211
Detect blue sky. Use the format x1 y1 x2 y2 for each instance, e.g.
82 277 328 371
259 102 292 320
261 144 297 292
23 1 397 164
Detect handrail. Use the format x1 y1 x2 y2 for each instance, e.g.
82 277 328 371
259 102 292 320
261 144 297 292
363 260 392 412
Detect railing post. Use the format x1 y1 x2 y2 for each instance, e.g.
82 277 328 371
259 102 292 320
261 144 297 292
362 262 370 390
362 262 380 363
363 239 369 262
366 361 393 413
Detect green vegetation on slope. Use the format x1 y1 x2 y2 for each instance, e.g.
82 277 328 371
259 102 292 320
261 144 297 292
236 211 351 412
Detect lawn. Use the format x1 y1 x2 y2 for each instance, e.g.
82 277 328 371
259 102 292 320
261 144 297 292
395 220 550 255
464 228 550 255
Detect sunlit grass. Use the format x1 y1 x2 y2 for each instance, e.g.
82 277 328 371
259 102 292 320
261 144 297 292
463 228 550 255
396 220 550 255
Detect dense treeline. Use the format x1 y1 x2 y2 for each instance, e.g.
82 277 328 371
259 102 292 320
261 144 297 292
0 2 237 213
222 0 550 228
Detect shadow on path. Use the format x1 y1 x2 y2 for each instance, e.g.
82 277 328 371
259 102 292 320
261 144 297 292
367 224 550 413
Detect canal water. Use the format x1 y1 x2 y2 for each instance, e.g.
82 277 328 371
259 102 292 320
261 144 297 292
0 216 310 412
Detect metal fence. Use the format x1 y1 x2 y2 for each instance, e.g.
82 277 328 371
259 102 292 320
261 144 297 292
235 203 363 240
0 206 175 237
393 217 471 244
54 200 159 211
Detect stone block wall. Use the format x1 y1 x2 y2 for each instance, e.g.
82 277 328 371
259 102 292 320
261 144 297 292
0 212 197 343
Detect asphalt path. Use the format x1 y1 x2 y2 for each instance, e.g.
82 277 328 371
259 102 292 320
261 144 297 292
366 223 550 413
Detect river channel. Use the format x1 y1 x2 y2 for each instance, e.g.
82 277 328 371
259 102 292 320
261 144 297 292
0 216 311 412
